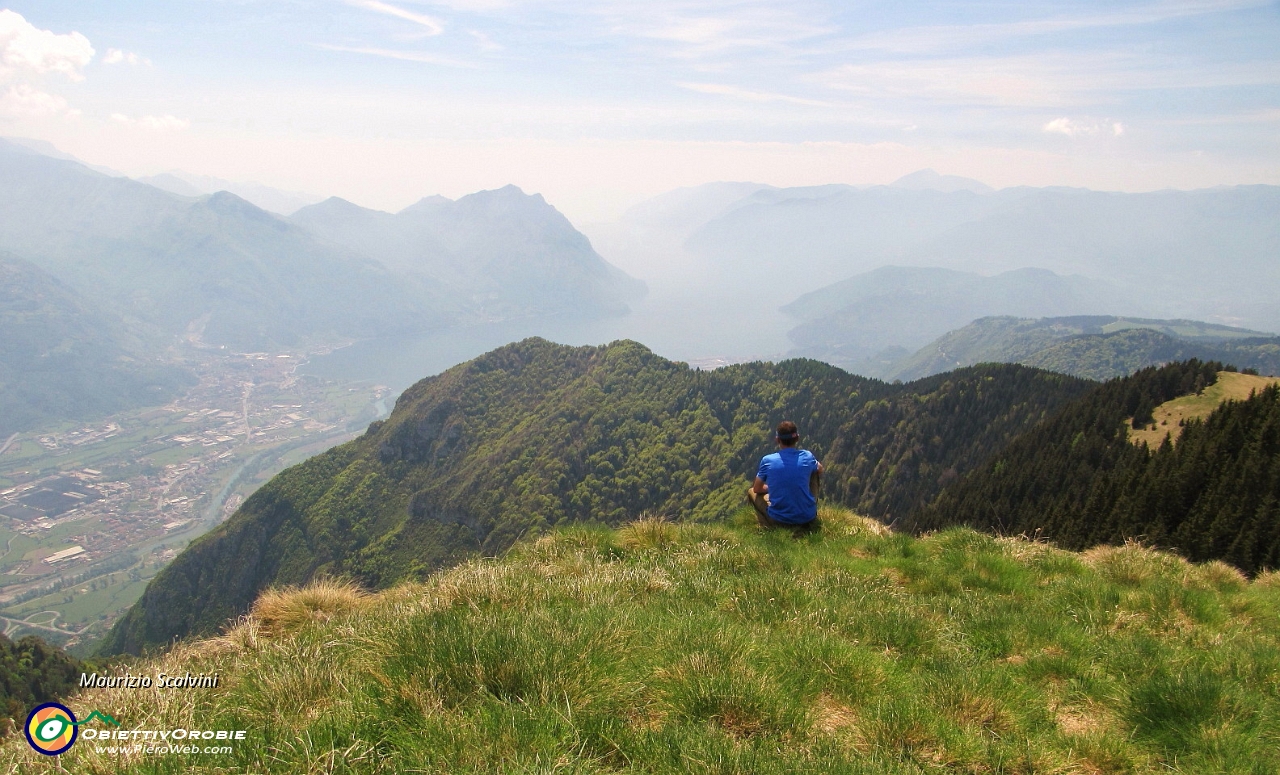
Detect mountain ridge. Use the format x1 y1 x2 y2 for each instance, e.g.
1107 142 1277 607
888 316 1280 381
100 338 1091 655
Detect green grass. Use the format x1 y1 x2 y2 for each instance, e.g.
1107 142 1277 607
4 507 1280 773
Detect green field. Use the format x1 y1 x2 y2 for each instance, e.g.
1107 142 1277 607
10 506 1279 774
4 516 101 569
0 525 38 570
5 569 156 629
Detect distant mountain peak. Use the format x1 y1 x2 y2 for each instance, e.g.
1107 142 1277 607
203 190 276 220
398 194 452 215
890 169 993 194
461 185 542 204
306 196 375 214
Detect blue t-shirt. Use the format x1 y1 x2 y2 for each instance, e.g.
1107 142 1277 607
756 447 819 524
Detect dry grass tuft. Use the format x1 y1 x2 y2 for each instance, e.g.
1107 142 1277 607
617 514 681 550
950 691 1014 733
412 560 527 615
1053 700 1116 738
1187 560 1248 592
996 533 1065 565
185 615 261 658
251 578 371 636
715 705 765 739
812 694 864 749
1253 569 1280 589
818 505 890 538
1081 540 1189 586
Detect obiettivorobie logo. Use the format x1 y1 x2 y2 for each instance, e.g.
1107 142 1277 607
24 702 246 758
24 703 121 756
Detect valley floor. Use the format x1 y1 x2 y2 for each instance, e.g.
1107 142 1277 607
3 507 1278 773
0 346 388 654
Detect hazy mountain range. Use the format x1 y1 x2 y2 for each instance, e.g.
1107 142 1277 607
676 181 1280 330
0 139 443 350
0 254 193 436
581 173 1280 373
782 266 1144 371
0 138 643 430
4 136 1277 429
0 138 641 352
292 188 645 321
886 316 1280 382
136 171 323 217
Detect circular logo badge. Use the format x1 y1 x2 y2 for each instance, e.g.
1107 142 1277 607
25 702 78 756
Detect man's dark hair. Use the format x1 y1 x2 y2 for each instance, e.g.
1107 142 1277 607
776 420 799 446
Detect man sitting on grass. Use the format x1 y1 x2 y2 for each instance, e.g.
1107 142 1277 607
747 420 823 530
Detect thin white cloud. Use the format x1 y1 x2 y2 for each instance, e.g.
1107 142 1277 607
818 57 1083 107
0 9 94 81
315 43 476 67
677 82 833 107
414 0 509 9
1043 117 1079 135
103 48 151 66
613 3 833 61
348 0 444 35
811 49 1280 109
847 0 1271 54
1043 117 1125 137
111 112 190 131
0 83 78 118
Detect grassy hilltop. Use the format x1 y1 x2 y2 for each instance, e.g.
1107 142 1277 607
8 507 1280 774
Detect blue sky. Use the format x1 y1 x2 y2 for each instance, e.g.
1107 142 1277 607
2 1 1277 221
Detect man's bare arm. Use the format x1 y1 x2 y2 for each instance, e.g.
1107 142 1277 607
752 476 768 494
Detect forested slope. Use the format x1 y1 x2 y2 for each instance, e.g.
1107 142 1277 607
102 339 1090 655
908 362 1280 574
0 633 83 727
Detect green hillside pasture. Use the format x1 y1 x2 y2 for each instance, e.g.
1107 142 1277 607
1130 371 1280 447
1097 319 1269 340
6 507 1279 773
